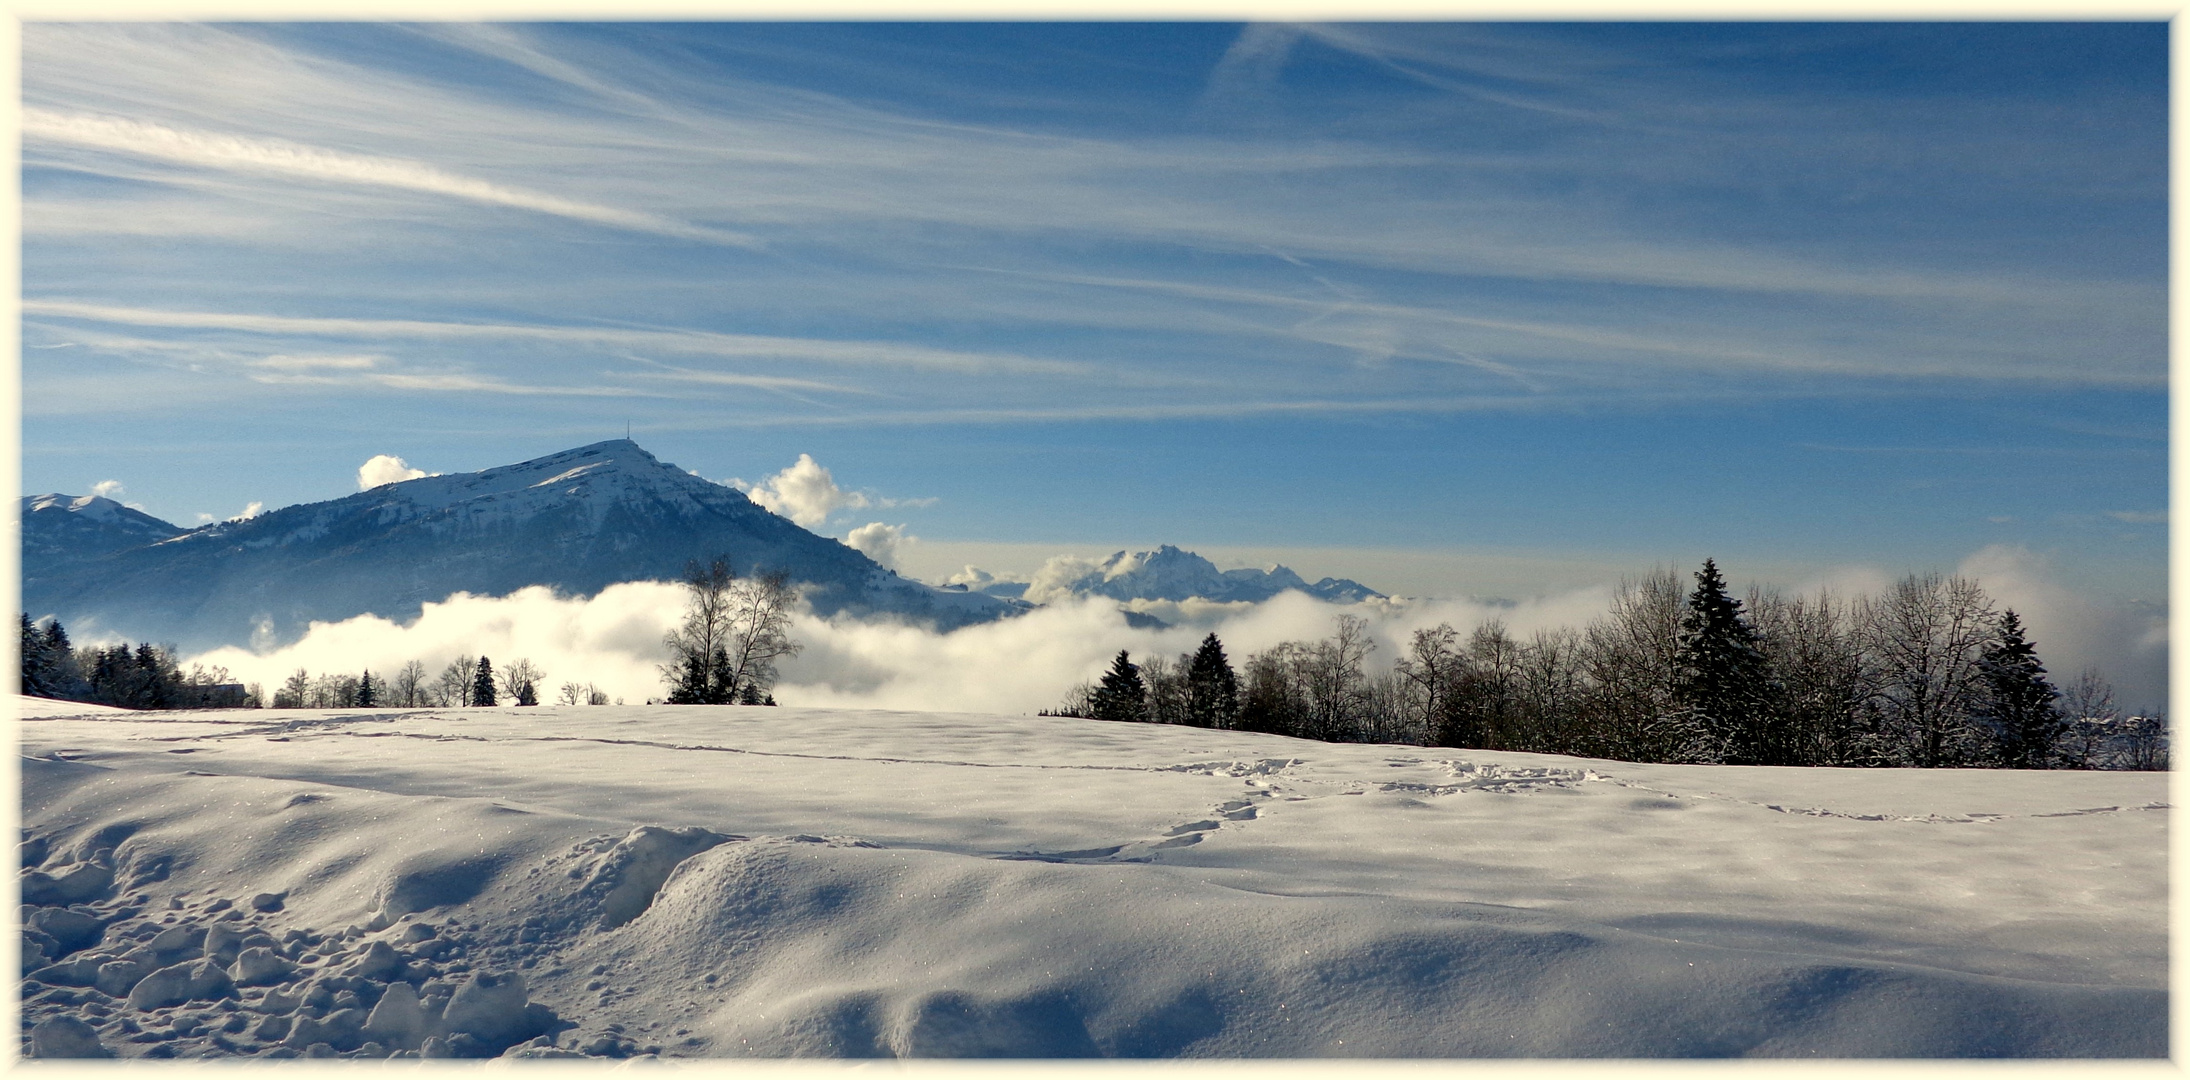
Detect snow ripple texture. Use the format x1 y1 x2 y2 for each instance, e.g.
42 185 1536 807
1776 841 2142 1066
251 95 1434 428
16 697 2168 1059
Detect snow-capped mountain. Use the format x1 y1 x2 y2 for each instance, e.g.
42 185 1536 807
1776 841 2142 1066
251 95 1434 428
21 494 187 567
22 440 1022 650
1032 545 1383 605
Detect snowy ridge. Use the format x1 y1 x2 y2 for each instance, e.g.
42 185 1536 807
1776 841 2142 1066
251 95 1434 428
21 494 187 567
17 701 2166 1059
176 442 735 551
23 440 1023 650
1041 545 1383 605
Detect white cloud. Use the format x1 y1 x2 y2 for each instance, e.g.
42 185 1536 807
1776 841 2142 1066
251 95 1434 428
24 299 1085 378
358 454 431 490
173 545 2161 718
89 479 125 499
1955 545 2167 711
845 522 914 569
735 454 869 529
178 582 1568 717
231 501 265 521
945 565 1005 588
1022 554 1109 606
2107 510 2166 525
188 583 683 707
246 368 660 398
22 107 757 247
253 353 379 371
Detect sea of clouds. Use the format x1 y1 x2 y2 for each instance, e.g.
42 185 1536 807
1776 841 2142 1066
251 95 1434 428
179 544 2164 716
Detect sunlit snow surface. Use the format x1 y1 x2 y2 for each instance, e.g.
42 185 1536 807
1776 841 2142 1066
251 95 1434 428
17 698 2167 1058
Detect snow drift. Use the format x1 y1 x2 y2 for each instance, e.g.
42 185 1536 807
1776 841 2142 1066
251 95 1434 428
16 697 2165 1059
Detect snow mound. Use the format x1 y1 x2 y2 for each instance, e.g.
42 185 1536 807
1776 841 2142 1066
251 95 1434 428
15 704 2168 1059
583 826 739 929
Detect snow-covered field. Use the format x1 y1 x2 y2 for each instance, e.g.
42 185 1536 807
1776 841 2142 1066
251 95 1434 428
17 697 2168 1059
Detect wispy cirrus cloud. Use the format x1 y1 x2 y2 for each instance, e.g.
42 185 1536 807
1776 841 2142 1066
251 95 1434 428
21 299 1092 378
620 358 873 396
250 354 380 371
24 107 758 247
244 369 661 398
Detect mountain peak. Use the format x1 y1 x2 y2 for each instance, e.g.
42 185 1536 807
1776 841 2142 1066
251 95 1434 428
1040 544 1383 605
25 441 1021 650
21 493 187 569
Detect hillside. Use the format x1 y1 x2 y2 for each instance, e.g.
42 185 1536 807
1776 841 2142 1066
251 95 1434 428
17 699 2166 1059
21 441 1020 651
20 494 186 570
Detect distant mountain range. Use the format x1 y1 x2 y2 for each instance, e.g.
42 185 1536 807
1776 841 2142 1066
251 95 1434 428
954 545 1382 606
23 441 1390 651
22 440 1022 650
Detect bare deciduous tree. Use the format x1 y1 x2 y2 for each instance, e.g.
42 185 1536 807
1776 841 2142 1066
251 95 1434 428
722 571 802 701
1860 573 1995 767
395 659 427 708
1749 587 1868 765
499 658 544 706
437 655 476 707
1396 624 1460 745
665 559 802 704
1579 568 1696 761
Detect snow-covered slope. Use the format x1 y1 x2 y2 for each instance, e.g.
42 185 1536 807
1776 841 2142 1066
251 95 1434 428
1037 545 1383 605
20 494 187 570
21 441 1021 650
17 700 2165 1059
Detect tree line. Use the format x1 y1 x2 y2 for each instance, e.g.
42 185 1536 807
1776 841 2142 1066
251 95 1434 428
18 554 806 712
19 614 250 709
19 613 620 711
1047 560 2165 770
268 655 576 709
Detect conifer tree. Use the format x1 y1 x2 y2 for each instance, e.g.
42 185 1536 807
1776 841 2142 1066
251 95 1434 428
1185 633 1239 728
710 646 737 705
1978 610 2064 768
515 679 539 707
43 620 74 695
19 612 41 693
1673 559 1774 763
1091 650 1148 723
20 614 56 697
472 657 498 707
666 652 712 704
134 643 175 709
356 670 377 708
737 680 763 705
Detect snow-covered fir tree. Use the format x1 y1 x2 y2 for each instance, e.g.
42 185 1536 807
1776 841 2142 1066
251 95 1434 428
1978 610 2064 769
1092 650 1147 723
472 657 498 707
1673 559 1774 764
1185 633 1239 728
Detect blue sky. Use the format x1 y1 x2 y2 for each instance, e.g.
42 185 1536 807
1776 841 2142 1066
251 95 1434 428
21 22 2167 616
